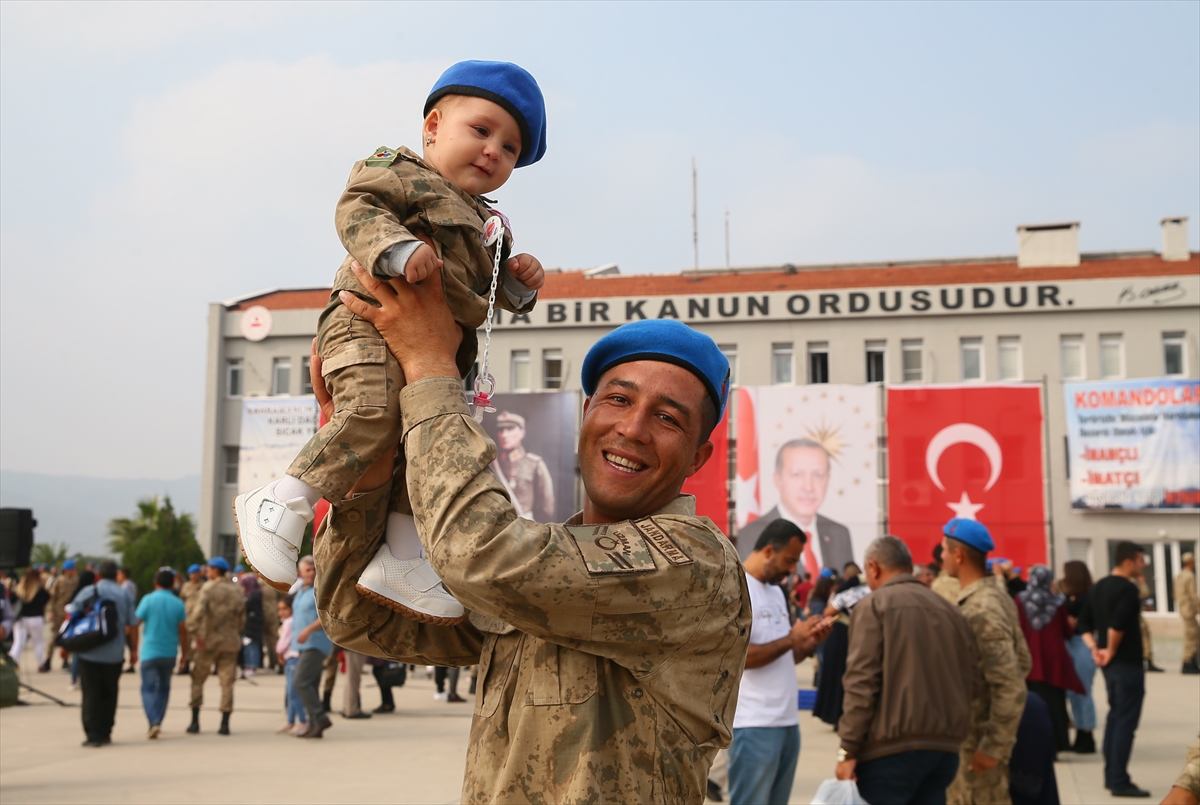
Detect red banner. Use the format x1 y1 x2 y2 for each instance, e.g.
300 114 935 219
887 385 1046 572
682 407 730 535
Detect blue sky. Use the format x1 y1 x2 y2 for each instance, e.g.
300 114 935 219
1 1 1197 480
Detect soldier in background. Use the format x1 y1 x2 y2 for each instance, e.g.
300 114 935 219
941 518 1032 805
931 544 962 604
187 557 245 736
1137 575 1165 673
44 559 79 671
177 564 204 676
1177 553 1199 675
261 583 282 672
492 411 555 523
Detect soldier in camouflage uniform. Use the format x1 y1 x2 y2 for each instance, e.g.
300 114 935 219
260 582 281 671
45 560 79 670
235 62 546 622
941 518 1032 805
315 286 750 804
1166 734 1200 805
187 557 246 736
177 564 204 675
1178 553 1200 673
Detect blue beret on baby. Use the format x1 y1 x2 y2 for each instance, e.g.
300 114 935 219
425 60 547 168
943 518 995 554
207 556 231 572
581 320 731 420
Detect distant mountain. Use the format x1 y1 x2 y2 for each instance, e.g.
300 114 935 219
0 470 201 558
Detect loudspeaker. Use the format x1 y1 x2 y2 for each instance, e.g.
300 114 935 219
0 508 36 569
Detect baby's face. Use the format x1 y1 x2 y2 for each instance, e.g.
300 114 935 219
425 95 522 196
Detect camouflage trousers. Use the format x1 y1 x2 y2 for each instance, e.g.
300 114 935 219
190 650 238 713
947 752 1010 805
1184 617 1199 664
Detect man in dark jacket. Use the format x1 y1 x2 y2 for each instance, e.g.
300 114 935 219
835 536 977 805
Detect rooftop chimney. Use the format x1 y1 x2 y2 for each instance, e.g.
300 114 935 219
1017 221 1080 268
1161 216 1189 261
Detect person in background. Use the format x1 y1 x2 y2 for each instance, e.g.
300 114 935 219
43 560 78 672
341 650 373 717
932 544 962 604
238 573 264 678
135 568 187 739
8 567 50 673
991 559 1027 596
792 571 814 616
187 556 245 736
67 569 96 691
70 561 137 747
835 536 977 805
840 562 863 591
1060 560 1098 754
369 655 406 714
1 588 15 647
1177 553 1199 675
177 564 203 676
261 582 281 673
1015 565 1083 756
1137 575 1165 673
116 567 139 673
274 595 307 735
814 568 871 728
915 563 937 587
1077 541 1152 798
292 555 334 738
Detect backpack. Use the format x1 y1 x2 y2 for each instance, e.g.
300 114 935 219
56 586 119 652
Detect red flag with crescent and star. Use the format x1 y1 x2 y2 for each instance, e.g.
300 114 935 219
887 385 1047 572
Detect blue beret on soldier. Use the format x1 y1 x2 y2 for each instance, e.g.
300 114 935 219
207 556 231 573
62 559 76 570
187 564 202 575
425 60 547 168
581 319 731 420
943 517 995 554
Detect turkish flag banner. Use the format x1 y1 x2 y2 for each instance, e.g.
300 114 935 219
887 385 1046 572
682 406 730 535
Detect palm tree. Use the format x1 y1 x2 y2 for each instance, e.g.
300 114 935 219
30 542 70 567
106 496 205 598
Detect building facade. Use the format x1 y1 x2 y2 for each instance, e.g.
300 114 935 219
199 221 1199 617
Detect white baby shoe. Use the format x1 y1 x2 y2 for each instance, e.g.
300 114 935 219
233 482 314 593
356 544 465 625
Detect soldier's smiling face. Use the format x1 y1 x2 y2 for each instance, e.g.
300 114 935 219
579 361 714 524
423 95 522 195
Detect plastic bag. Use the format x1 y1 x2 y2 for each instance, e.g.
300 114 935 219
811 778 869 805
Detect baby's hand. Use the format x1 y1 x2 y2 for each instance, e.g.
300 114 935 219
507 253 545 290
404 242 442 283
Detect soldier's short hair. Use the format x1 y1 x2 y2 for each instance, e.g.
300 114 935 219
945 537 985 571
865 536 912 573
753 519 807 553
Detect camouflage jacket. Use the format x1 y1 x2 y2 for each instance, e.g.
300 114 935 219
192 577 246 653
180 580 203 626
317 377 752 805
1176 734 1200 798
46 573 79 624
333 145 534 331
1176 569 1199 620
931 571 961 604
957 577 1032 762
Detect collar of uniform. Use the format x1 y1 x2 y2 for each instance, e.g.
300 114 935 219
564 494 698 527
395 145 498 217
956 576 993 604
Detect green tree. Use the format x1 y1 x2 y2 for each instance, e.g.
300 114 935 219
106 496 205 602
30 542 70 567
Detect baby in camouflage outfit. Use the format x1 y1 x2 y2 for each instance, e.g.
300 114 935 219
235 61 548 625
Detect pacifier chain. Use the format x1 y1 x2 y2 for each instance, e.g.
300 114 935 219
472 215 505 423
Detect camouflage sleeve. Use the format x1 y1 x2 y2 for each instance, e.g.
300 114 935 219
335 161 423 278
1175 734 1200 798
974 614 1029 761
837 596 885 755
193 586 210 642
401 377 732 670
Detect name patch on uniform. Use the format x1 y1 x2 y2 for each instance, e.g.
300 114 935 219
565 523 658 575
633 517 694 566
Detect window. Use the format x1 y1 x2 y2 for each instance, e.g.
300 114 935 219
216 535 238 565
771 343 794 385
1060 335 1084 380
998 336 1022 381
226 359 243 397
1164 332 1186 376
300 357 313 395
223 446 239 486
901 339 923 383
719 344 738 387
272 357 291 395
511 349 531 391
960 337 983 381
807 342 829 384
543 349 563 389
1099 333 1124 379
865 340 885 383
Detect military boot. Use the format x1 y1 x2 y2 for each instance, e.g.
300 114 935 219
218 712 231 735
186 707 200 734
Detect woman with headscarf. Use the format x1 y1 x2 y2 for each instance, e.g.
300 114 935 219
8 568 51 672
1059 560 1097 754
238 573 264 678
1015 564 1083 755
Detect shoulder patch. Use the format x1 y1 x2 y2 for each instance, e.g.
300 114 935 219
565 522 658 575
633 517 694 566
364 146 400 167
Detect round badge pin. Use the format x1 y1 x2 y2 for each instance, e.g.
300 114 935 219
483 216 504 247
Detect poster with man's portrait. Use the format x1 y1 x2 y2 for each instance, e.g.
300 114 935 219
735 386 880 571
482 392 580 523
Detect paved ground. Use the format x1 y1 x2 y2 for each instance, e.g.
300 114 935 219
1 637 1195 804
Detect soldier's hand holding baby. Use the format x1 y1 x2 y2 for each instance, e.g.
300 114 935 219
507 253 545 290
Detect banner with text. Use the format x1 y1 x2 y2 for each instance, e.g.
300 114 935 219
734 385 880 569
1065 378 1200 511
238 397 319 495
